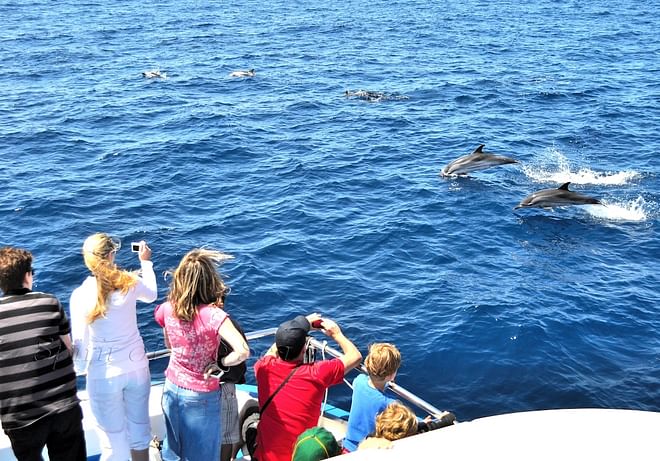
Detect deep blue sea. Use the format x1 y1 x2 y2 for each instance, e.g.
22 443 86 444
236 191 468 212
1 0 658 422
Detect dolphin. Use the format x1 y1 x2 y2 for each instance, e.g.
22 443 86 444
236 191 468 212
514 182 602 210
229 69 255 77
344 90 409 102
142 70 166 79
441 144 518 177
345 90 385 101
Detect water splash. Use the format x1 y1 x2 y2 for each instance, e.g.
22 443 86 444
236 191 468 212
586 196 649 221
522 147 639 186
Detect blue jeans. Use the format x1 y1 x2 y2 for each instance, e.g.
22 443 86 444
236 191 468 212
161 379 221 461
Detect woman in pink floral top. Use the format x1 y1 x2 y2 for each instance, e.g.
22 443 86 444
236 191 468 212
154 249 249 461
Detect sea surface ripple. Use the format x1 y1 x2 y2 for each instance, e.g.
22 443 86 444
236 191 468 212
1 0 658 421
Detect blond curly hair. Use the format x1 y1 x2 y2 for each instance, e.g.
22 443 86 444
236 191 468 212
374 402 418 441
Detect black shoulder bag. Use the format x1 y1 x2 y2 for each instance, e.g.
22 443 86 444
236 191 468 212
243 364 301 460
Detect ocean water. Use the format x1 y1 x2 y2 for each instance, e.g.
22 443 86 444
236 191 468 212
1 0 658 422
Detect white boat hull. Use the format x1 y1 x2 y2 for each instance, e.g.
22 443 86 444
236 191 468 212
337 408 660 460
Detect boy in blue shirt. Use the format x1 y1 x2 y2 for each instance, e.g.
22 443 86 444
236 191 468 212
342 343 401 452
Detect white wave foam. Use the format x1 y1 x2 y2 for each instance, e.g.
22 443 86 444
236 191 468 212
522 148 639 186
586 196 649 221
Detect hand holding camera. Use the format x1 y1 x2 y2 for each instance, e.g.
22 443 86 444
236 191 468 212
306 313 341 338
318 318 341 338
131 241 152 262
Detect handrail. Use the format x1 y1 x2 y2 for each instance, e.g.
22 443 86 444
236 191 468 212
144 327 450 419
145 327 278 360
307 337 449 419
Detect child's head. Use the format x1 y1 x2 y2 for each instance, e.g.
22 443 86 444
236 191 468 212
374 402 418 441
364 343 401 381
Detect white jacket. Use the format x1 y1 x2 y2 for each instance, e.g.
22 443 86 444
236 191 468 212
70 260 157 378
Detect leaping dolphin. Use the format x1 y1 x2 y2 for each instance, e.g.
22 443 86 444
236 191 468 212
441 144 518 177
514 182 602 210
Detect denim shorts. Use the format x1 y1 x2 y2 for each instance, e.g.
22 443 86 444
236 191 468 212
161 378 221 461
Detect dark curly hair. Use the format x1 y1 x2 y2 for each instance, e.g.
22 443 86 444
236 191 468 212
0 247 32 293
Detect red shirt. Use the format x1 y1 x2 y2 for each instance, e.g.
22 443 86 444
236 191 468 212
254 355 345 461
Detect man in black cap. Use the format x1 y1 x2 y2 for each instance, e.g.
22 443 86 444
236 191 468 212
253 314 361 461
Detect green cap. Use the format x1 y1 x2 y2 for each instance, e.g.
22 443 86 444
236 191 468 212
291 426 341 461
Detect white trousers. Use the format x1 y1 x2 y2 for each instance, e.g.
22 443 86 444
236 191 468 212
87 367 152 461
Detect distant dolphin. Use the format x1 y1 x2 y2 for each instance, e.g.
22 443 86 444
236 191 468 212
345 90 385 101
344 90 409 102
142 70 166 79
229 69 255 77
514 182 602 210
441 144 518 177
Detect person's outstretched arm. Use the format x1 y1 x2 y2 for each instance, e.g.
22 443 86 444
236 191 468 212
319 318 362 374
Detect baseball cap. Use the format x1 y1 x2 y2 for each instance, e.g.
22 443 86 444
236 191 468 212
292 426 341 461
275 315 310 361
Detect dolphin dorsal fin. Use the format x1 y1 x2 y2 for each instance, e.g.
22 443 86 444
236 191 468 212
558 182 571 190
474 144 485 153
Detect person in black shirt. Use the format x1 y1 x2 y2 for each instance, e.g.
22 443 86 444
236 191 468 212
216 315 248 461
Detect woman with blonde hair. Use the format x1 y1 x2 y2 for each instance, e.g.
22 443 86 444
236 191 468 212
70 233 157 461
154 249 249 461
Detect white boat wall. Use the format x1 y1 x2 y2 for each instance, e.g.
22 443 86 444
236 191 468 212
337 408 660 460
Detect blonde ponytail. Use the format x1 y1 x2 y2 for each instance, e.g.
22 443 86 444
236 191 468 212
82 233 138 323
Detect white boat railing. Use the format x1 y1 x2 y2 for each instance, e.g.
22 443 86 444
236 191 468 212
145 327 278 361
305 336 449 418
145 326 451 419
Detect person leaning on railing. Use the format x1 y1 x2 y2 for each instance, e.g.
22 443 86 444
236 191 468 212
253 314 362 461
343 342 402 452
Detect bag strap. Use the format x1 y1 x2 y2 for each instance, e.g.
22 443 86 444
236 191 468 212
261 364 301 413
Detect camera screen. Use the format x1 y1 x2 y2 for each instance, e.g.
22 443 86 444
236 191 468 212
131 243 140 252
